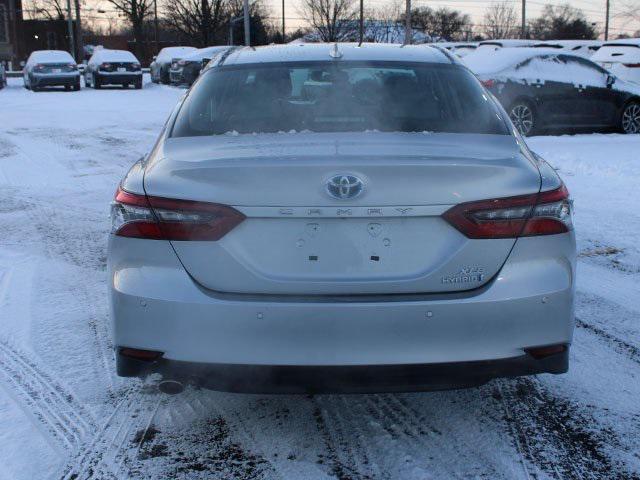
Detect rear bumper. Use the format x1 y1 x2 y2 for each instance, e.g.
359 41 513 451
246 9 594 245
117 348 569 394
109 232 576 391
31 73 79 87
169 69 184 84
97 73 141 85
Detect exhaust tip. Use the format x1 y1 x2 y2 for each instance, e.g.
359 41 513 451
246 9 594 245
158 380 185 395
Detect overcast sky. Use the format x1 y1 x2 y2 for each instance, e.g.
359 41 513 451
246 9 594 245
76 0 640 39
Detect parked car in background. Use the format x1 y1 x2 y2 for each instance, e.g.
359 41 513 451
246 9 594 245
432 42 478 58
0 63 6 89
109 43 576 394
85 49 142 89
169 46 230 86
475 39 536 53
591 39 640 85
150 46 197 84
532 40 602 57
23 50 80 91
465 48 640 135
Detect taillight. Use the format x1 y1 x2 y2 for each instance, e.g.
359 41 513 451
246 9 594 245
481 79 495 88
101 62 112 71
623 63 640 68
111 187 245 241
443 185 572 239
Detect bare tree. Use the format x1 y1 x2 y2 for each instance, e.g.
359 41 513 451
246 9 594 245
365 1 403 43
403 6 471 41
299 0 359 42
528 4 597 40
104 0 153 57
163 0 227 46
483 1 518 39
26 0 66 20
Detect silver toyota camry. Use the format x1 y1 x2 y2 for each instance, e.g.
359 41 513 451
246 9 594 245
108 43 576 394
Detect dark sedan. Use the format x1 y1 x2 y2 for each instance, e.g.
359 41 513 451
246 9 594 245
465 48 640 135
84 49 142 89
150 46 197 84
169 46 230 86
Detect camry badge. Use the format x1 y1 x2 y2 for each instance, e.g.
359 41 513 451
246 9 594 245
327 175 364 200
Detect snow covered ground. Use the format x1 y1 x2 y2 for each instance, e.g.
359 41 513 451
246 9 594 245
1 76 639 480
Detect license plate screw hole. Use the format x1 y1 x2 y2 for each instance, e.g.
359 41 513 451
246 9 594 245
370 255 380 262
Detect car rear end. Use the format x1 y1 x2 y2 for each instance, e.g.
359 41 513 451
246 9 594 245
31 62 80 89
96 59 142 87
169 58 188 85
592 42 640 84
108 44 576 393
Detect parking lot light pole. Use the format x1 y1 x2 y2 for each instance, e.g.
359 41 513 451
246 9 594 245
604 0 610 41
404 0 411 45
66 0 76 61
521 0 526 38
243 0 250 46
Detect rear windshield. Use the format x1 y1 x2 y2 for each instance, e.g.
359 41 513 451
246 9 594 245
171 61 509 137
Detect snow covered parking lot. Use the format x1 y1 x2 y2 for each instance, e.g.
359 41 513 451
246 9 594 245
1 76 639 479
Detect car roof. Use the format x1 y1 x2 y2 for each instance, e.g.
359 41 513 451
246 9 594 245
478 39 536 47
29 50 75 62
91 49 138 62
601 38 640 47
463 47 586 75
533 39 601 47
214 43 455 67
182 46 230 61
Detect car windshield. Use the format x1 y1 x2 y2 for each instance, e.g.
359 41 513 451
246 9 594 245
171 61 509 137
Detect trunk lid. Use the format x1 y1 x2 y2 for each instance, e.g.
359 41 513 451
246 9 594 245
144 132 541 295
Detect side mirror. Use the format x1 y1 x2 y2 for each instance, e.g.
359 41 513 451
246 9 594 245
606 74 615 88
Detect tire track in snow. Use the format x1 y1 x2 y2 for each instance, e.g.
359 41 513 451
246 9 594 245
59 387 152 480
312 396 375 480
498 377 635 480
0 340 95 451
576 318 640 366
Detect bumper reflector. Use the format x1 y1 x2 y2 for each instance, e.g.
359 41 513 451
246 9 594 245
525 344 567 360
119 347 163 362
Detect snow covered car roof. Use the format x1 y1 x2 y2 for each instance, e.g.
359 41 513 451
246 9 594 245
212 43 457 67
89 49 139 64
478 39 537 48
463 47 570 75
182 46 230 62
156 46 198 62
533 40 602 50
27 50 75 64
591 40 640 63
601 38 640 47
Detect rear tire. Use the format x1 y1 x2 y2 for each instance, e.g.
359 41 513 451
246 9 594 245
508 100 537 136
94 74 101 89
73 80 80 91
621 101 640 134
135 78 142 89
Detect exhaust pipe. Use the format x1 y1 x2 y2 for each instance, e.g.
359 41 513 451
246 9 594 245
158 379 185 395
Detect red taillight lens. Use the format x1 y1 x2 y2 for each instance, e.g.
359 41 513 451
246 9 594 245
481 79 495 88
111 187 245 241
623 63 640 68
443 185 572 239
119 347 163 361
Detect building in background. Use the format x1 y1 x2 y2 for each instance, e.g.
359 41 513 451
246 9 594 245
0 0 23 68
